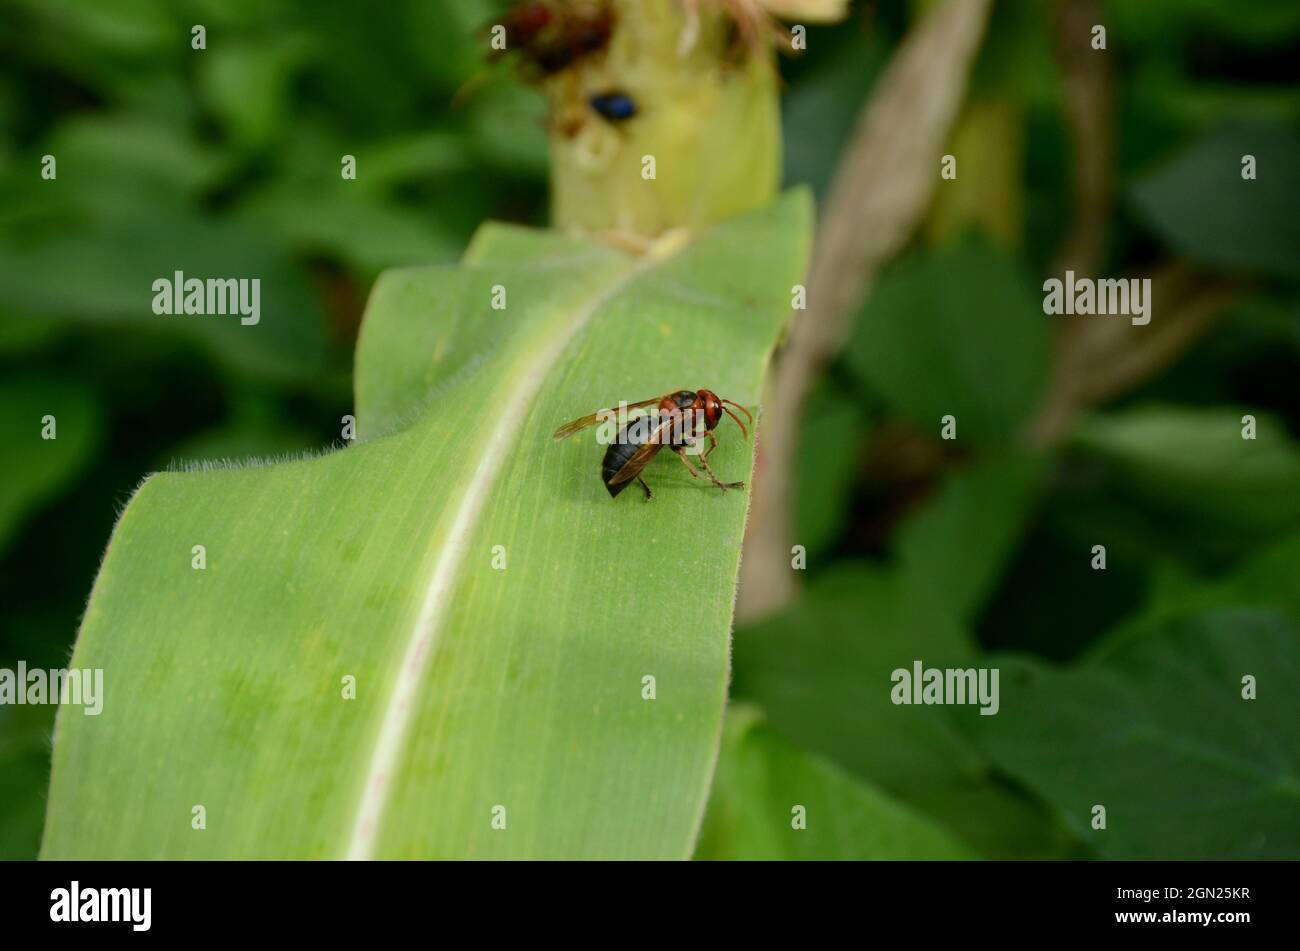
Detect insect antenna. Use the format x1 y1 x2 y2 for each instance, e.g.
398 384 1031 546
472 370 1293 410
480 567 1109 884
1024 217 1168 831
721 399 753 440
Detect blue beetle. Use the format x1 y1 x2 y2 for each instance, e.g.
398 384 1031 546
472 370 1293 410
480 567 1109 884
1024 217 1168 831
588 90 637 122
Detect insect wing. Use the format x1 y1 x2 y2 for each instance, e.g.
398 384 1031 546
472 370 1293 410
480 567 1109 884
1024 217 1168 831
552 396 663 440
606 415 676 487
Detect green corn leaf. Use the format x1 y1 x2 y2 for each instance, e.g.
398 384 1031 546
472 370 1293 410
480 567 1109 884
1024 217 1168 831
40 191 812 859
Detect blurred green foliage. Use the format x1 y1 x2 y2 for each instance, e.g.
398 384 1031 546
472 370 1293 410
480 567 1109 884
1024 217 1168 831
0 0 545 858
697 705 978 860
721 0 1300 859
1130 123 1300 278
1 0 1298 859
971 608 1299 859
845 241 1050 443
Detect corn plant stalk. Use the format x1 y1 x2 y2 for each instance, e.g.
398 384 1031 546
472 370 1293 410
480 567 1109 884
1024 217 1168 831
548 0 781 235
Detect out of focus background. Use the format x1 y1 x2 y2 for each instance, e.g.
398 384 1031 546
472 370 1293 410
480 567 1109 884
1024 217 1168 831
2 0 1298 859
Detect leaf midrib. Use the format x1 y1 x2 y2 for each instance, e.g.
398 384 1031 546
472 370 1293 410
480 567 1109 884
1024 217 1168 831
344 247 658 859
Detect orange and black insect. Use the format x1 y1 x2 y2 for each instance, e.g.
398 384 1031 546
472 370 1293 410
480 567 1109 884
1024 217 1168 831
553 389 754 501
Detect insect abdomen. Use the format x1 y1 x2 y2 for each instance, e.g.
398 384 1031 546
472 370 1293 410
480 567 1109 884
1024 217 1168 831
601 426 648 497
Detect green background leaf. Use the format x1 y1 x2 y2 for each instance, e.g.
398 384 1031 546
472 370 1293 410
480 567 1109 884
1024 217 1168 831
731 564 1075 859
1071 405 1300 533
792 382 867 560
845 240 1049 444
1129 123 1300 279
0 377 103 555
695 707 976 860
896 451 1046 623
970 609 1300 859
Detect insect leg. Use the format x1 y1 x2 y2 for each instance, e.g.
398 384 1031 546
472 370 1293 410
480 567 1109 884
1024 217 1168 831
637 476 654 501
679 428 716 459
674 447 743 492
674 447 709 481
696 449 744 490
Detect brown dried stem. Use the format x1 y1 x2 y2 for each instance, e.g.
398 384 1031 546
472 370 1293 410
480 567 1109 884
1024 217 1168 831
1027 264 1242 446
736 0 994 621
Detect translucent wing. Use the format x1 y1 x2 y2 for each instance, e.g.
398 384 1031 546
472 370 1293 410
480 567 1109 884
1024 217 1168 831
552 396 663 440
606 415 677 486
